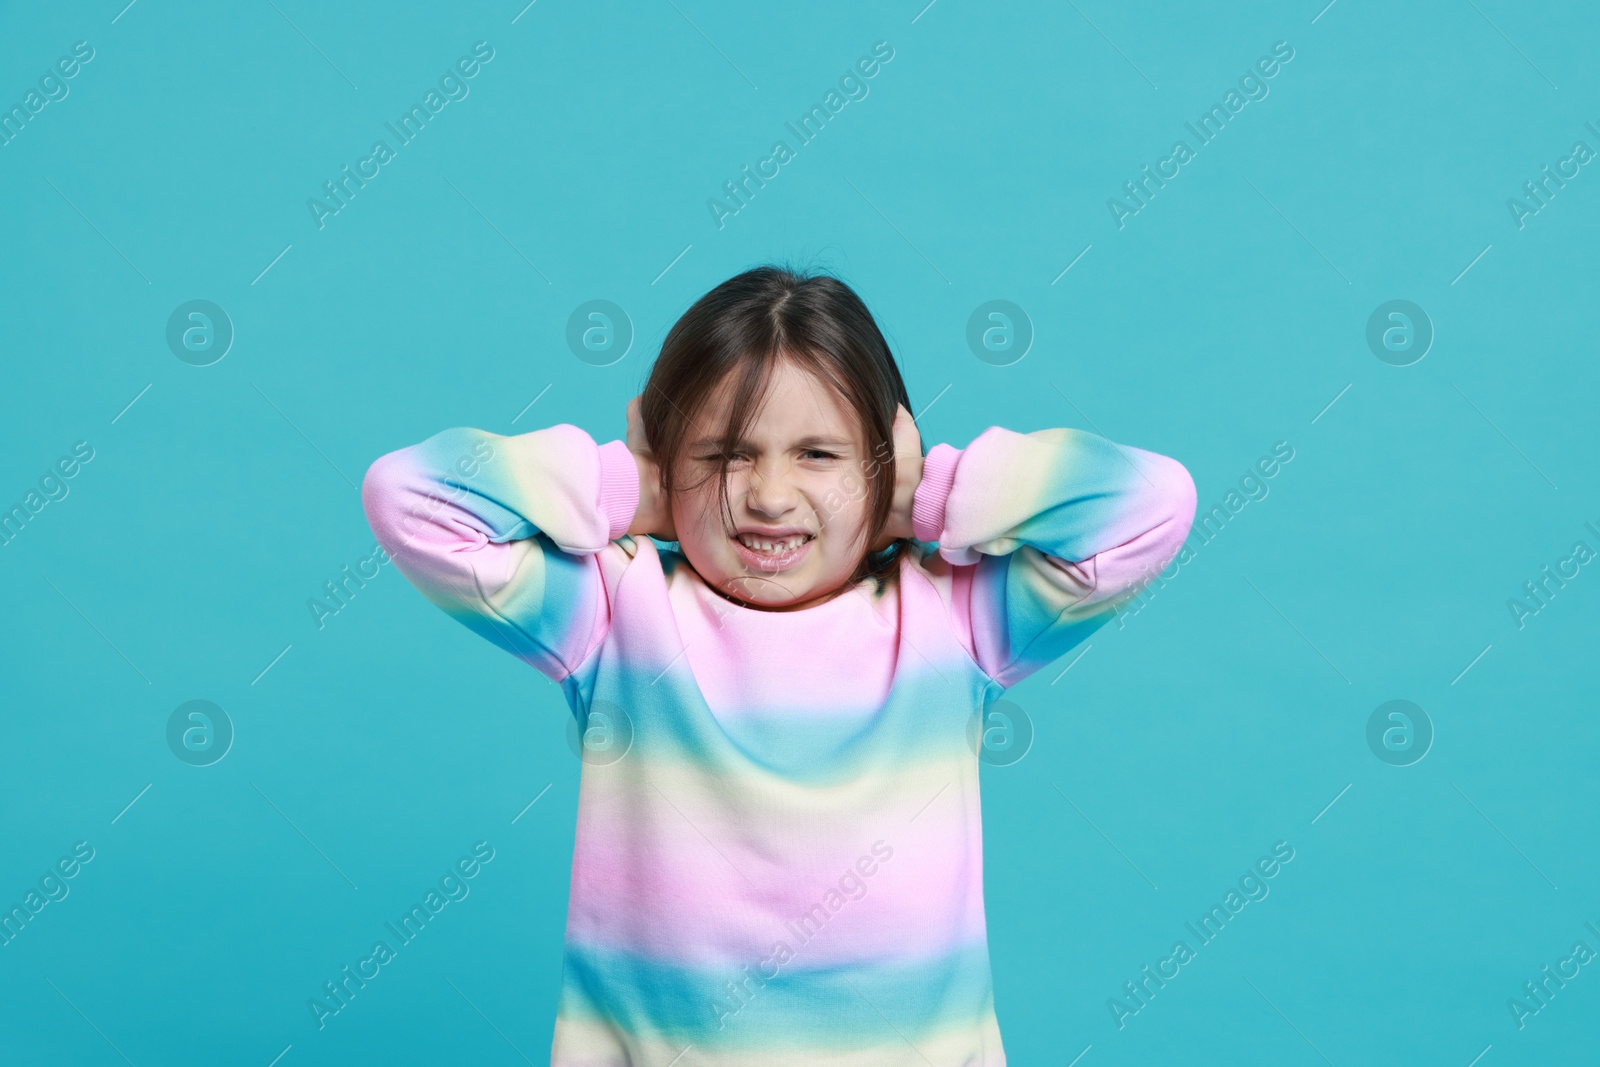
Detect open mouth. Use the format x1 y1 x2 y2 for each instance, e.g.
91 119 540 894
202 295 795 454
731 531 815 571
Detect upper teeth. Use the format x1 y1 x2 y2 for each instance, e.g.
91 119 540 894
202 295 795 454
738 533 808 553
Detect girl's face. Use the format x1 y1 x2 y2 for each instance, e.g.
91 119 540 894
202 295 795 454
670 359 874 611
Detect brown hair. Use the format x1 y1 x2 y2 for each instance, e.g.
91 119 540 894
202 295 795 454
639 264 915 588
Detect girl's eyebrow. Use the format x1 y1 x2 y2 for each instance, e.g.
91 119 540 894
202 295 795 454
689 434 854 450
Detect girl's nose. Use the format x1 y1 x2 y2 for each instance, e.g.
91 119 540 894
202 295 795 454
745 460 799 517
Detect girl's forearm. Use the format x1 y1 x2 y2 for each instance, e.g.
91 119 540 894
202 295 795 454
361 423 635 679
913 425 1195 567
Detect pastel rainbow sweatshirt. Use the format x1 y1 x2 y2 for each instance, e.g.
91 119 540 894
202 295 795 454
362 421 1196 1066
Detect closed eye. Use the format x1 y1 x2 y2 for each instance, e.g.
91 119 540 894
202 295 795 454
695 449 839 462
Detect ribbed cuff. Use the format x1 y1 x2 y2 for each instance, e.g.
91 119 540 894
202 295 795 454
595 439 641 541
911 443 961 543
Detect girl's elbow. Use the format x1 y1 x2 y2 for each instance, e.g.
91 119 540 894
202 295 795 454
1164 457 1198 536
361 450 408 531
1138 456 1197 568
361 448 441 559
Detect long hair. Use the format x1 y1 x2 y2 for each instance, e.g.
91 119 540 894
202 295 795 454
639 264 915 589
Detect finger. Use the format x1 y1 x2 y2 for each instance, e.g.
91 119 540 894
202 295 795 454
896 405 921 454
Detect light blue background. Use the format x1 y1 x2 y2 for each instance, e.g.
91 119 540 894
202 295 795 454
3 1 1598 1064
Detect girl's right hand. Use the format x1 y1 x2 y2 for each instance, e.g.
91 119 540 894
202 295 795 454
626 395 678 541
870 403 923 551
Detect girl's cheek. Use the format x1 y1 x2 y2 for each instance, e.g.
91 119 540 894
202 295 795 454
686 478 731 525
817 488 867 538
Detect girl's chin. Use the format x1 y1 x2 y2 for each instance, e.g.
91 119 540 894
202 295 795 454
722 568 812 604
709 561 828 609
719 567 864 613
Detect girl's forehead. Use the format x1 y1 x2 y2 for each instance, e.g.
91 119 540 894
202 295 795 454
700 360 865 446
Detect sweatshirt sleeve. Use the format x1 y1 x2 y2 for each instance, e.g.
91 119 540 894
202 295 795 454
361 423 640 682
910 425 1196 689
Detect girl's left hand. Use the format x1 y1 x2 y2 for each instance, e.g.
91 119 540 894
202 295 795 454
626 394 677 541
871 403 923 551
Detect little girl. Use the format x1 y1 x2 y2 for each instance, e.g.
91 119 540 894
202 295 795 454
362 266 1196 1065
